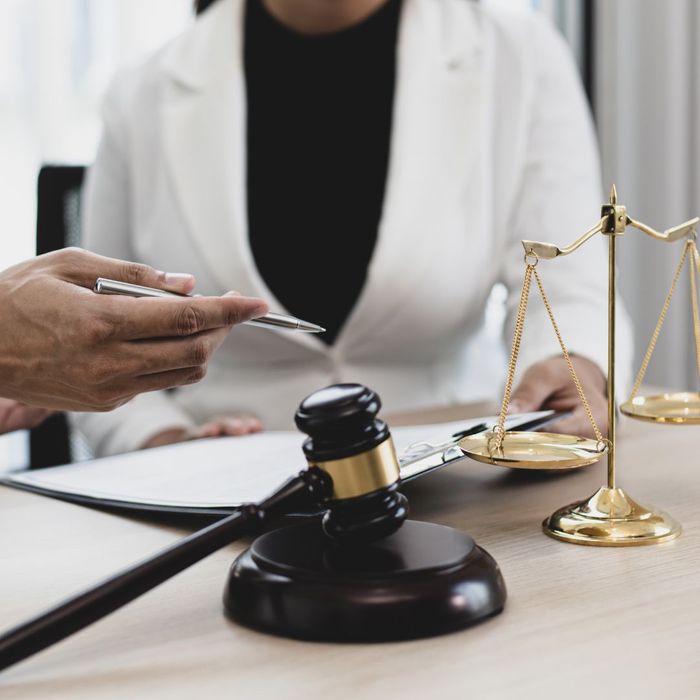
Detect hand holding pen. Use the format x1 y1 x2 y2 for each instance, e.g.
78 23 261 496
0 248 272 412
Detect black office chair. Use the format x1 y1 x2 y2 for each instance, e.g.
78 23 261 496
29 165 86 469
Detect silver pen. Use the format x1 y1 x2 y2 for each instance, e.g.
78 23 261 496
93 278 326 333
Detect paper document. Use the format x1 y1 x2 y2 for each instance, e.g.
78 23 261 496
3 412 554 515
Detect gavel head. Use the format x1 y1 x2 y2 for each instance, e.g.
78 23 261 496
295 384 408 544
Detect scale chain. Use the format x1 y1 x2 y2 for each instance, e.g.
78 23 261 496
491 263 533 452
629 240 693 400
689 240 700 382
531 268 605 445
491 259 604 453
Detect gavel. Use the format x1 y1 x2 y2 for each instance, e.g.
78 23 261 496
0 384 505 671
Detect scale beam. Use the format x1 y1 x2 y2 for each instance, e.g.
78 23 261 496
627 216 698 242
522 219 605 259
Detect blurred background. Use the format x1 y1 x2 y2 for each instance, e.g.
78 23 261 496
1 0 698 467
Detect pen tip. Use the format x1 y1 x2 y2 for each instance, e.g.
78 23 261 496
297 321 326 333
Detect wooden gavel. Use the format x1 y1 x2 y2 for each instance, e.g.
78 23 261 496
0 384 409 671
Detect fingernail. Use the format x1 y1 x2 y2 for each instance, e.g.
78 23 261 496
165 272 195 286
224 290 241 297
507 402 521 415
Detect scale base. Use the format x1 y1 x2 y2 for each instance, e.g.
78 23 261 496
224 520 506 642
543 486 681 546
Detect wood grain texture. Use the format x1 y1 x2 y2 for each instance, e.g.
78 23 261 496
1 404 698 699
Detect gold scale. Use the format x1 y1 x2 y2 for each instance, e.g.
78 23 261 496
460 185 699 546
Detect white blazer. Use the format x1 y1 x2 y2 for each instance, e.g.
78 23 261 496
75 0 632 456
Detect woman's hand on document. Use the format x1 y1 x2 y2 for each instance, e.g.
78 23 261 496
142 415 263 448
0 248 268 413
509 356 608 438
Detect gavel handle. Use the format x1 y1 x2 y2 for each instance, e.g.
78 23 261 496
0 468 330 672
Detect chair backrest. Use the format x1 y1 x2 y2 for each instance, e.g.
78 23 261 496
29 165 86 469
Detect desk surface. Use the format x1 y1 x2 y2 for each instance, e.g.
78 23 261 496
1 403 699 700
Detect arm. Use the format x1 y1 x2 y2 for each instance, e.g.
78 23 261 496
502 15 633 436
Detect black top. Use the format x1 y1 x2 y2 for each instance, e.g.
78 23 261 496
244 0 401 345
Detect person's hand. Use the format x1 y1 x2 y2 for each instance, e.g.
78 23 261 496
509 356 608 438
142 415 263 449
0 398 53 435
0 248 268 412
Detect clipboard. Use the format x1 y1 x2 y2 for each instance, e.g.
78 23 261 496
3 411 561 517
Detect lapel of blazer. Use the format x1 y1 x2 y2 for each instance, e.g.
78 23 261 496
334 0 486 355
161 0 246 293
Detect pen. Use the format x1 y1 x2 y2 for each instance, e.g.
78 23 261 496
93 278 325 334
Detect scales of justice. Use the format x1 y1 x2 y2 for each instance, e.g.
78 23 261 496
460 185 699 546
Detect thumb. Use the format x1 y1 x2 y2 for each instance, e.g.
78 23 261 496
57 248 196 294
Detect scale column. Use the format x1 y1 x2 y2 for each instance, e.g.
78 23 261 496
606 213 618 490
602 183 627 490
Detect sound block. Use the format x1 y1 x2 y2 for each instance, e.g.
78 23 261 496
224 520 506 642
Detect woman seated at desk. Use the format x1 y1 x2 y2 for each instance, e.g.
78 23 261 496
74 0 632 457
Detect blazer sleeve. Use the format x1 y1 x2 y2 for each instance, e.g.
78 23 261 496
70 74 197 457
500 14 633 396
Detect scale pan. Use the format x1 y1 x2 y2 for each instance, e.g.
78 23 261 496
459 431 606 470
620 391 700 424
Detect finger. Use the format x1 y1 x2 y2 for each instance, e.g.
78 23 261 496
548 407 607 439
106 294 268 341
118 327 229 377
191 422 226 439
219 418 245 436
221 417 262 436
17 407 54 430
55 248 196 294
510 372 554 414
220 417 257 436
547 409 588 436
193 418 249 437
141 428 192 449
0 404 53 434
113 365 211 399
246 417 263 433
190 419 257 440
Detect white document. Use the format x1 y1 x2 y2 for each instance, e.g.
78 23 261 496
4 412 552 514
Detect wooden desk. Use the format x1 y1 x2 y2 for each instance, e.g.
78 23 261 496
1 404 699 699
